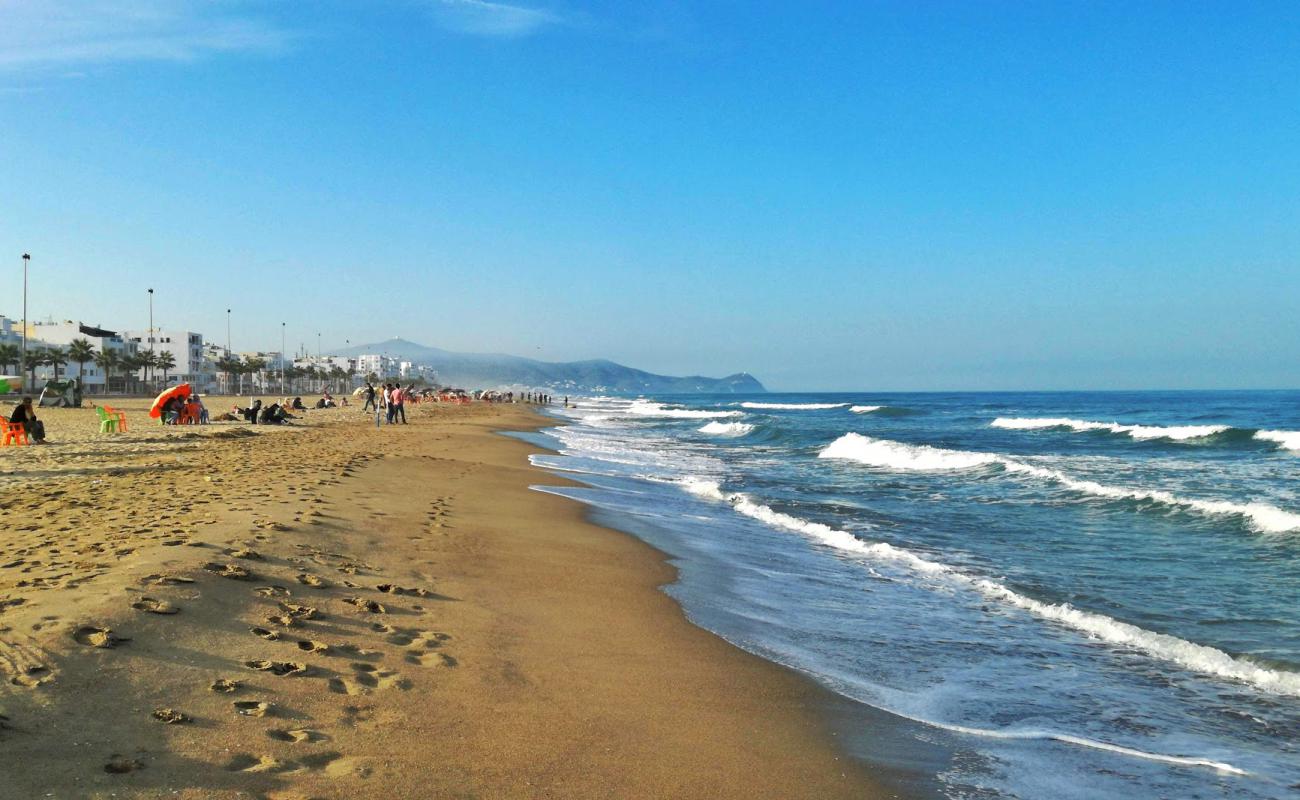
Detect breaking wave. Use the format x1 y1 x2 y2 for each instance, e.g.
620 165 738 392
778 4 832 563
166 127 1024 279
699 421 756 436
1255 430 1300 453
850 405 883 414
624 400 741 420
677 476 1300 705
740 402 849 410
991 417 1230 442
818 433 1300 533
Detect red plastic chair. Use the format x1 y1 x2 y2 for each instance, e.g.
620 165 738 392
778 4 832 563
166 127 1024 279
1 421 30 446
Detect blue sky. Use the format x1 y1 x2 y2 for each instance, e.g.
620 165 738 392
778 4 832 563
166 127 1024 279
1 1 1297 390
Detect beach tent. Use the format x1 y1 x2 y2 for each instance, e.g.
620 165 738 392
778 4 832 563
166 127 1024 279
150 383 192 418
38 379 83 408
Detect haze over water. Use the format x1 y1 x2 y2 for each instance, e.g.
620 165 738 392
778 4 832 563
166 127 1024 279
523 391 1300 799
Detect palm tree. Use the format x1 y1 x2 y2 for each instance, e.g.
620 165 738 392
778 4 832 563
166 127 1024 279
67 338 96 383
157 351 177 384
139 350 159 389
24 350 44 388
0 343 20 376
119 353 145 394
95 349 120 394
244 357 267 393
217 355 243 394
43 347 68 382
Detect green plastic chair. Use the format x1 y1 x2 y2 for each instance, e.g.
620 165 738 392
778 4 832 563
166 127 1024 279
95 406 118 433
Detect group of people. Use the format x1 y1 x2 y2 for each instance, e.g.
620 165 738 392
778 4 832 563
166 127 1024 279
234 398 298 425
159 393 208 425
361 382 413 425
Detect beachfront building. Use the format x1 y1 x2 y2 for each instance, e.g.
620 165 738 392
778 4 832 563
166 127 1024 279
122 329 215 392
234 351 290 395
355 353 401 381
28 320 140 392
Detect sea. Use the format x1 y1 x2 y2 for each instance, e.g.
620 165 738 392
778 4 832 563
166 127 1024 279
510 391 1300 800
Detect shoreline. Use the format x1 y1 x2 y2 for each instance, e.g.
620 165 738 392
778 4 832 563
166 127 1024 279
0 398 901 798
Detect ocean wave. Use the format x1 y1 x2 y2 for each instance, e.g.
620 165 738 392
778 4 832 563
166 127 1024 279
819 432 1000 471
850 405 883 414
1255 429 1300 453
624 400 741 420
677 476 1300 702
698 421 756 436
991 417 1230 442
739 402 849 410
818 433 1300 533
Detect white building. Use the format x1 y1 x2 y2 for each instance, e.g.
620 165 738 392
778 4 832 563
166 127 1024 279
123 329 214 391
355 354 400 380
24 320 139 392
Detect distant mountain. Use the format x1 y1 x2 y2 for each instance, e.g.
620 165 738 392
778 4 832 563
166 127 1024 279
337 339 766 394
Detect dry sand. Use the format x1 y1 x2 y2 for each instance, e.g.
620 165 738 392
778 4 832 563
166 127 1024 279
0 396 895 799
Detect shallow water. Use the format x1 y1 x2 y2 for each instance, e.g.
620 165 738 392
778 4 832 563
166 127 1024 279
519 391 1300 799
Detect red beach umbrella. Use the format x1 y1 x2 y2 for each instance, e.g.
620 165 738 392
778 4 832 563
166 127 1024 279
149 383 192 418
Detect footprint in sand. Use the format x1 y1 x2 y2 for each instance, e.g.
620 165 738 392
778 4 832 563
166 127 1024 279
344 596 385 614
203 562 252 580
278 602 319 620
73 626 128 648
104 756 144 774
266 728 328 744
234 700 273 717
350 662 410 690
295 573 328 588
131 597 179 615
225 548 263 560
405 651 457 668
151 708 190 724
210 678 241 693
255 585 292 598
244 659 309 677
296 640 328 654
139 574 195 587
250 626 281 641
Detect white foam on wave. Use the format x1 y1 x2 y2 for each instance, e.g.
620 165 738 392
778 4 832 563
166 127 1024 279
818 433 1300 534
740 402 849 410
991 417 1229 442
819 432 1001 471
850 405 883 414
624 400 741 420
698 421 755 436
1256 429 1300 453
676 476 1300 706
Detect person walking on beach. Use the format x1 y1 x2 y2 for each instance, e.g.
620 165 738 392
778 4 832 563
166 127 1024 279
9 396 48 444
391 383 406 424
362 382 376 413
384 383 395 425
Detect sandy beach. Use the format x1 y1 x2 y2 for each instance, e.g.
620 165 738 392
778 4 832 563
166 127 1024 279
0 397 893 799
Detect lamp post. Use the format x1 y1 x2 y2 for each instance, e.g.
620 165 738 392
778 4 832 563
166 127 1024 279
226 308 232 394
281 322 286 396
20 254 30 386
147 288 154 392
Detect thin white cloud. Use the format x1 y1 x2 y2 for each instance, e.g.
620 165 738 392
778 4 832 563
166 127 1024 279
429 0 560 38
0 1 293 70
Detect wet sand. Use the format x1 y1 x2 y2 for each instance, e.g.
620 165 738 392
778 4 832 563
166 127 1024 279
0 397 895 799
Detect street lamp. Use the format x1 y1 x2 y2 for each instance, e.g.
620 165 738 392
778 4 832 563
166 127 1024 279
147 288 154 390
281 322 286 396
20 254 30 386
226 308 233 394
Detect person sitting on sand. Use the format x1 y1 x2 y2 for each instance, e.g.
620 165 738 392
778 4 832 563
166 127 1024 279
9 396 48 444
291 396 307 411
160 395 182 425
237 399 262 424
